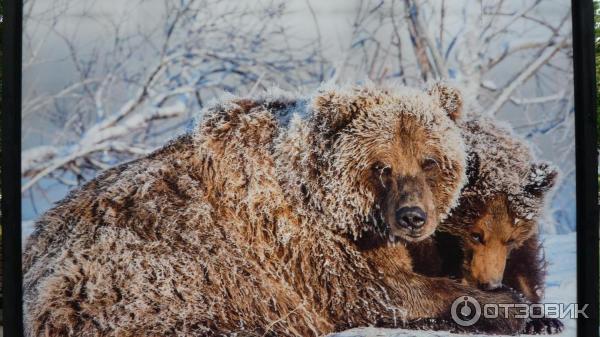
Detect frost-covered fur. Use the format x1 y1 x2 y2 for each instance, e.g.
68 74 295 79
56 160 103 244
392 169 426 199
409 117 560 333
453 118 558 227
439 117 558 284
24 84 528 337
450 118 557 292
421 118 557 288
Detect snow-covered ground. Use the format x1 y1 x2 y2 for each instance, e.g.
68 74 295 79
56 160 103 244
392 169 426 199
332 232 578 337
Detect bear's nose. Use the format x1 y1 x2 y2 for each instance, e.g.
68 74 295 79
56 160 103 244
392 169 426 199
395 207 427 230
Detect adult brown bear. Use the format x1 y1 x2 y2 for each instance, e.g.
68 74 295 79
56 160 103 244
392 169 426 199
23 83 527 336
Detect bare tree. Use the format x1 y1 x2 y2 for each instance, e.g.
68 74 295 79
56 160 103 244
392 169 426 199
22 0 323 201
21 0 575 233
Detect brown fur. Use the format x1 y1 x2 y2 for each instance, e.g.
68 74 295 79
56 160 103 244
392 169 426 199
461 195 536 291
441 118 557 296
24 84 527 337
408 116 561 333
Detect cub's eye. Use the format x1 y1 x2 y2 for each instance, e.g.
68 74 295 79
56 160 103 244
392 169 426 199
506 239 516 247
372 162 391 175
471 232 484 244
422 157 439 171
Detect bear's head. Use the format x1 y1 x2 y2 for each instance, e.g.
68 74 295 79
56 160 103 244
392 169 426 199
287 82 467 243
441 118 558 291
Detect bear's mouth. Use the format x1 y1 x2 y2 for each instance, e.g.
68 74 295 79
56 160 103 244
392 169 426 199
389 224 431 242
389 206 435 242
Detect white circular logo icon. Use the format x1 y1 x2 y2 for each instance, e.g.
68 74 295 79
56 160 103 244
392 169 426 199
451 296 482 326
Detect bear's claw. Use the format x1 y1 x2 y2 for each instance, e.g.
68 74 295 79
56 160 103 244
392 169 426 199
524 317 564 335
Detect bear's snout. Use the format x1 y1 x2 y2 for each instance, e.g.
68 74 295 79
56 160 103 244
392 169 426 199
395 206 427 233
380 174 438 242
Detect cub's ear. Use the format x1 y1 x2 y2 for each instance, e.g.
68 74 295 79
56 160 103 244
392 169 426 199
311 86 381 135
427 82 463 121
525 163 558 197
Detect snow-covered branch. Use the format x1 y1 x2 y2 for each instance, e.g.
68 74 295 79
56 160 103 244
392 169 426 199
486 35 569 116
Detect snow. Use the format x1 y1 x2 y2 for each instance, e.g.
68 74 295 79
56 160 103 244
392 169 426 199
22 221 35 243
332 327 475 337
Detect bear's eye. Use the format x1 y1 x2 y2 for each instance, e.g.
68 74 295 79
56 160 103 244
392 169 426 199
421 157 439 171
470 232 484 244
372 162 391 176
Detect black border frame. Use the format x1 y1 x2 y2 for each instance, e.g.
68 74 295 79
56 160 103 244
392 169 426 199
2 1 598 336
572 0 600 336
3 0 23 336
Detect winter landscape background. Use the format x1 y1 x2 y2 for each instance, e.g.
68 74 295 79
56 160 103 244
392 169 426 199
21 0 578 336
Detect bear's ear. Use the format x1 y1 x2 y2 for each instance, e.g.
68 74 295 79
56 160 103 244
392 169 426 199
311 87 378 135
524 163 558 197
427 82 463 122
311 90 356 134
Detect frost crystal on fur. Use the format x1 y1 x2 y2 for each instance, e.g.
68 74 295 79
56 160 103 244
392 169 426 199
445 117 558 229
23 84 529 337
408 119 560 316
428 116 559 310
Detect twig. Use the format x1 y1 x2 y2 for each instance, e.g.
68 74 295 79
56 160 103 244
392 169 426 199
486 35 569 116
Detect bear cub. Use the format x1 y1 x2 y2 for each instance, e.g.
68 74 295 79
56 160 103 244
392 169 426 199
408 117 563 334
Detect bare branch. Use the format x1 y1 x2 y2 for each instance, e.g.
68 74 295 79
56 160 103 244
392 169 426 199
486 35 569 116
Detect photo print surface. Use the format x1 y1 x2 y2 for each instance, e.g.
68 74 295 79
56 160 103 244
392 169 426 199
21 0 577 336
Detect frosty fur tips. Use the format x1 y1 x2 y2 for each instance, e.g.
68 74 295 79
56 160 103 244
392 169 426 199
455 118 558 226
448 118 560 333
409 117 561 334
440 117 558 257
24 83 527 337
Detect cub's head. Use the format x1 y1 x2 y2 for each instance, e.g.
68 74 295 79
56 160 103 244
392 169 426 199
305 82 467 242
443 119 558 290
